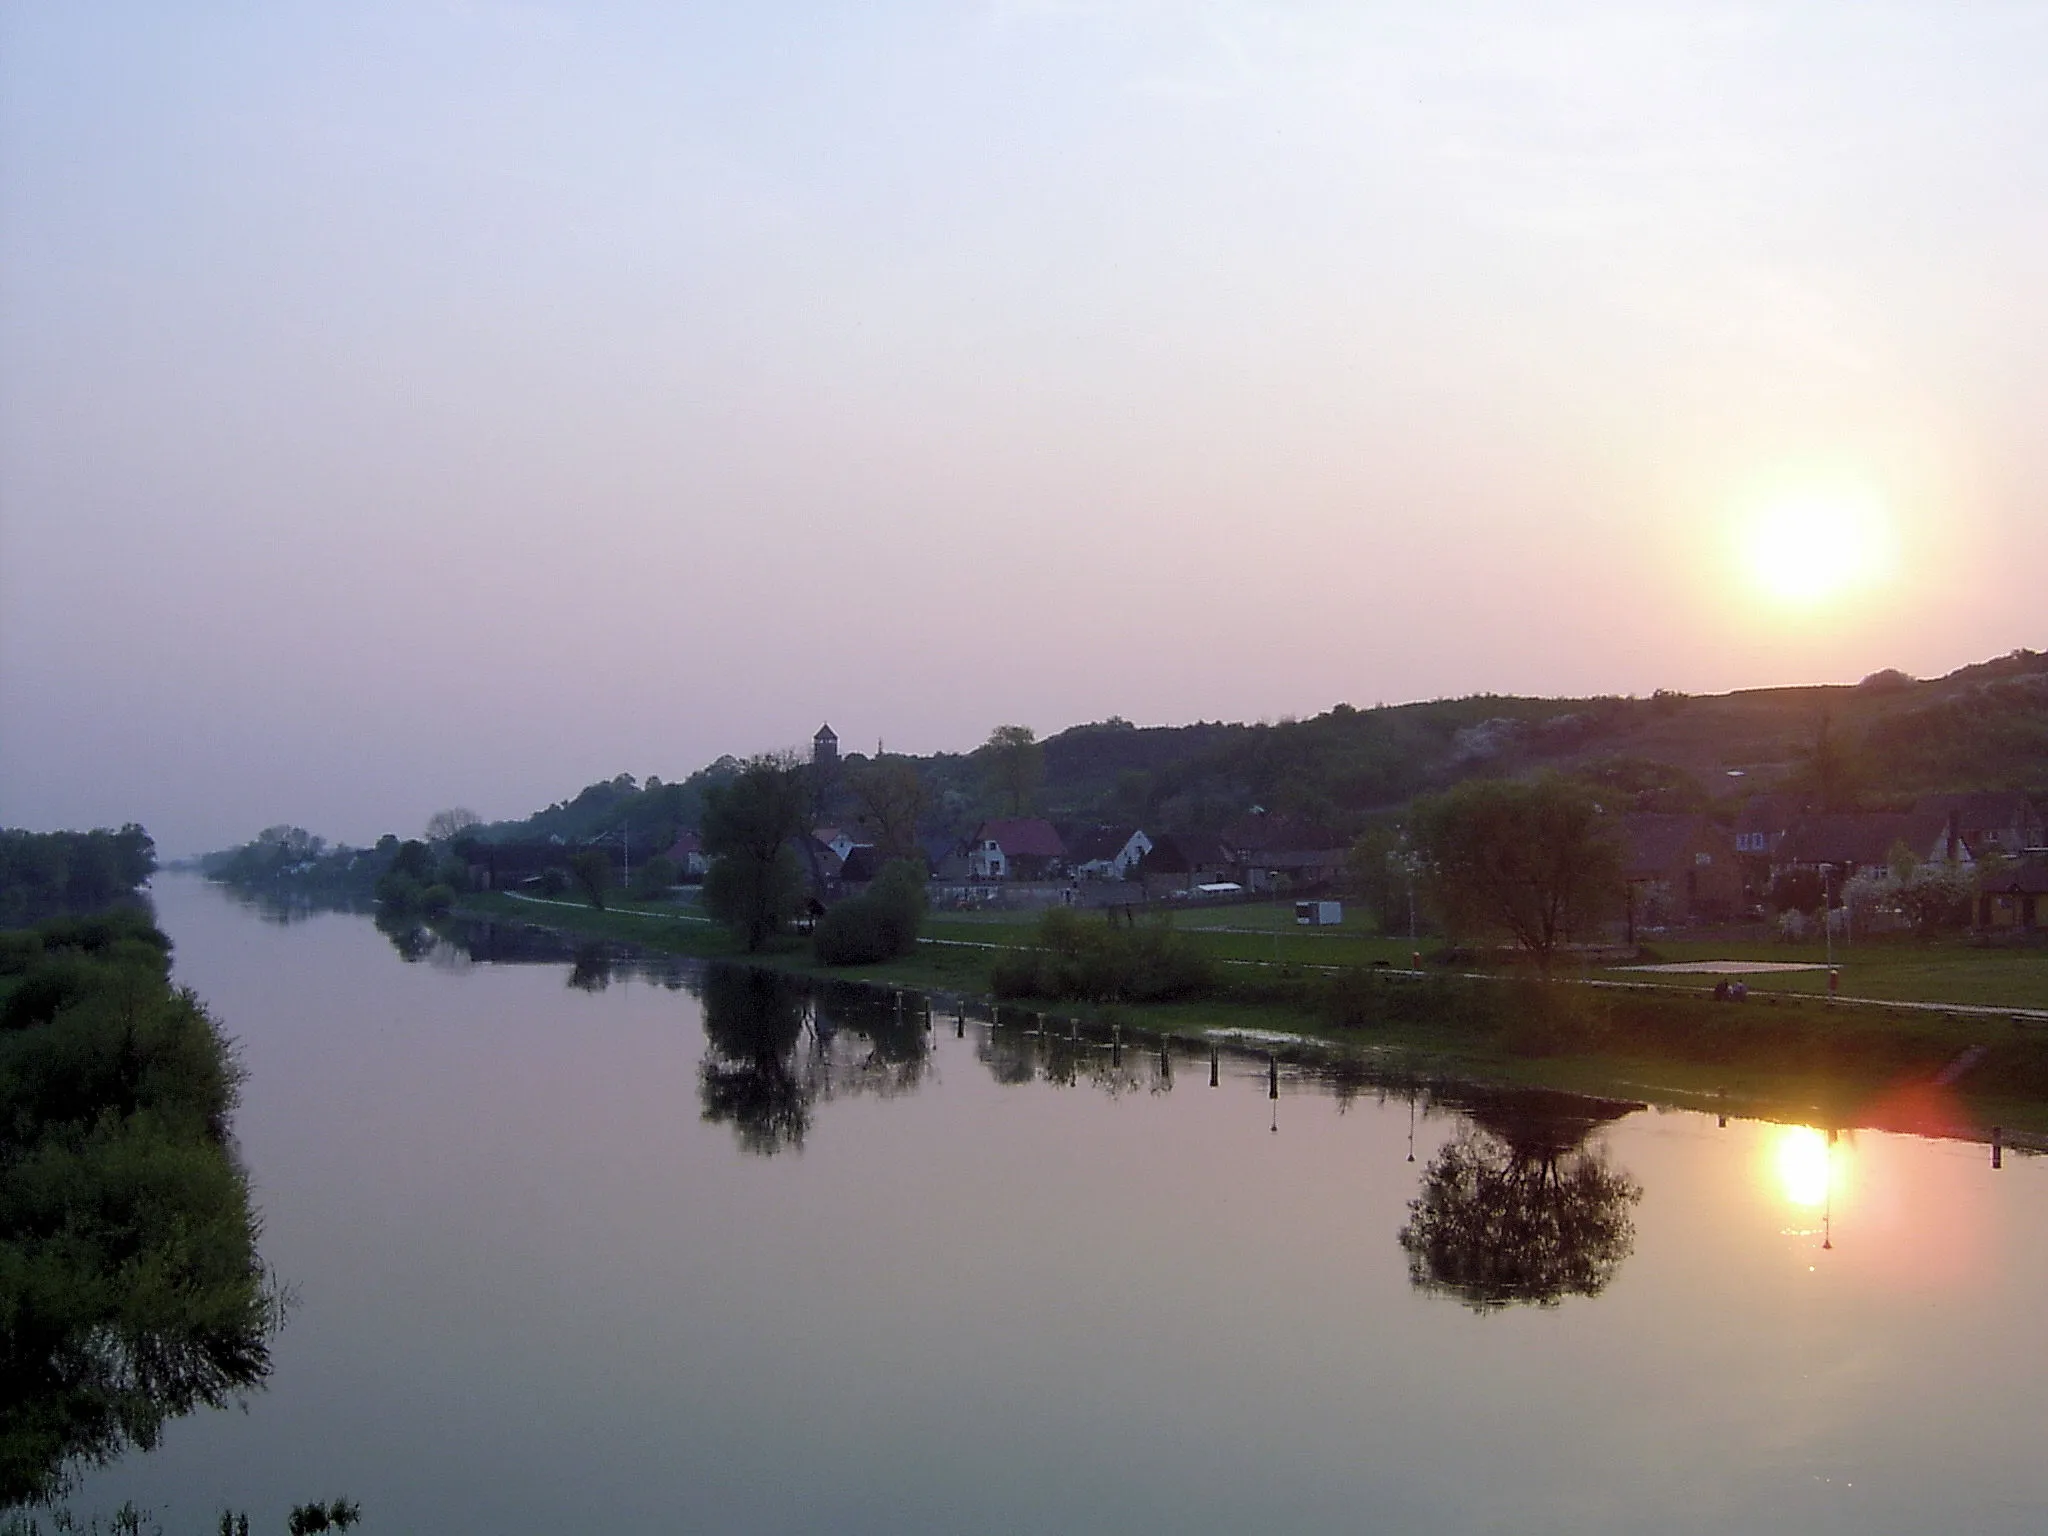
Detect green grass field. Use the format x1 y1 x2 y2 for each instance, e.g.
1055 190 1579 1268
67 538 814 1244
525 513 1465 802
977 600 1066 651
489 892 2048 1013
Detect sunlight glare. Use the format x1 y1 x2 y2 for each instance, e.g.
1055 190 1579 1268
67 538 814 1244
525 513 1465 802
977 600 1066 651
1737 489 1898 607
1772 1125 1834 1208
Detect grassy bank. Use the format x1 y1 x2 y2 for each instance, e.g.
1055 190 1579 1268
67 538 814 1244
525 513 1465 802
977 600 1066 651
455 891 2048 1139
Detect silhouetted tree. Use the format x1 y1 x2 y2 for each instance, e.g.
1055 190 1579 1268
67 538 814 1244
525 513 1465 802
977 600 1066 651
568 849 613 910
701 755 810 951
849 757 930 863
981 725 1044 816
423 807 482 843
1411 776 1621 973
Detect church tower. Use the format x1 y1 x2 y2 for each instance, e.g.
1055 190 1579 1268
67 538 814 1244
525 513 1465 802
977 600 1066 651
813 723 839 770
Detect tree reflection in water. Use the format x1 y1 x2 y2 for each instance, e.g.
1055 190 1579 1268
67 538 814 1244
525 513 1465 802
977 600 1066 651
975 1023 1165 1099
566 943 613 993
694 968 933 1156
1398 1090 1643 1313
373 906 437 963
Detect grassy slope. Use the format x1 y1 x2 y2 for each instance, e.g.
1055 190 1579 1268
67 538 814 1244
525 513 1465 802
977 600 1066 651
458 891 2048 1137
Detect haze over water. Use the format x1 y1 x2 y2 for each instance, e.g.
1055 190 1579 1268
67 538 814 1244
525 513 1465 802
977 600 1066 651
70 877 2048 1533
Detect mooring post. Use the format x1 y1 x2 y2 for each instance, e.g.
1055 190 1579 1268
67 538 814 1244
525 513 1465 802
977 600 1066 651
1209 1044 1219 1087
1112 1023 1122 1068
1993 1126 2004 1170
1268 1053 1279 1100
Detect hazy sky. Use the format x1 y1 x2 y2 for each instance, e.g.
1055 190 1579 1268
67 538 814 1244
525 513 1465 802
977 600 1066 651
3 2 2043 853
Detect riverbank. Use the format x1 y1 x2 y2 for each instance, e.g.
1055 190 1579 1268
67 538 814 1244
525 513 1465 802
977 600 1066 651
452 891 2048 1141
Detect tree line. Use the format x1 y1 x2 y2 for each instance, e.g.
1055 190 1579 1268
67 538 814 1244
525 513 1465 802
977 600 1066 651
0 826 156 927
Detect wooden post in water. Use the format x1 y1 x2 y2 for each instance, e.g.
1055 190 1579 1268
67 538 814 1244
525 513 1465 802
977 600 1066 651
1268 1053 1279 1100
1209 1044 1219 1087
1993 1126 2004 1170
1112 1024 1122 1068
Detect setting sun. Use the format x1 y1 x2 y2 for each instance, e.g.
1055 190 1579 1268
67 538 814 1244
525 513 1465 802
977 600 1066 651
1737 490 1899 607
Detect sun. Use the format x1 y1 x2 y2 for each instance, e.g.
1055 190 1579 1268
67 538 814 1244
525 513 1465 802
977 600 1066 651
1736 489 1899 607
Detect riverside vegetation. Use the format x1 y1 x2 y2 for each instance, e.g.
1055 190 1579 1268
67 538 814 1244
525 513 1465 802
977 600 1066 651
0 831 359 1530
0 909 281 1510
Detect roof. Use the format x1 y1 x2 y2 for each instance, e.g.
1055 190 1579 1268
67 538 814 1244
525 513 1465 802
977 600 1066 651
1778 813 1912 869
814 723 837 741
972 819 1067 858
1911 792 2040 831
1064 825 1142 863
837 846 888 882
1219 813 1343 855
1982 859 2048 895
1620 814 1727 878
664 831 702 859
1144 833 1230 874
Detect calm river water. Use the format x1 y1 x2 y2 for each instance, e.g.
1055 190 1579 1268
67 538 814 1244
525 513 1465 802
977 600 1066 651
68 876 2048 1532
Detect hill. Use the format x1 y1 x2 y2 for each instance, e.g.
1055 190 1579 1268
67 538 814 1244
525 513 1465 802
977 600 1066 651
471 647 2048 853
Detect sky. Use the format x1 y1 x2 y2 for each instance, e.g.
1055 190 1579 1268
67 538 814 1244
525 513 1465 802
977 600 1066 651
2 2 2043 854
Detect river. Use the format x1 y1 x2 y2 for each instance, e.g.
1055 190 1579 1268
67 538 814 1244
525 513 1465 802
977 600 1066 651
63 875 2048 1533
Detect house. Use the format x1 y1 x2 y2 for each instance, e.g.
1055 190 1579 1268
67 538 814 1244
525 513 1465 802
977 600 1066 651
1732 795 1797 857
1777 810 1976 882
662 831 710 878
1135 833 1235 898
921 833 971 882
967 819 1067 880
1977 858 2048 931
1219 812 1349 891
1911 793 2045 855
836 845 888 887
461 841 581 891
1062 825 1153 881
1619 814 1742 924
813 826 868 866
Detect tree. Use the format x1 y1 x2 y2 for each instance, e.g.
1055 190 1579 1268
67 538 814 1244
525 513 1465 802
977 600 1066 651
814 859 928 965
701 755 811 951
1344 825 1410 935
1786 711 1862 811
568 849 613 910
981 725 1044 816
630 854 678 899
424 807 482 844
1411 777 1621 974
849 757 930 863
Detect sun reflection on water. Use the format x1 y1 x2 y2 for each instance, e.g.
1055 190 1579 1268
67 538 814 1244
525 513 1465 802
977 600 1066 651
1774 1126 1834 1209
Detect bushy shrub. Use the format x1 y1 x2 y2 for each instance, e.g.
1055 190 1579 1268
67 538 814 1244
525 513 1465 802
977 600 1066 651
815 860 927 966
990 907 1214 1004
1321 967 1383 1029
630 855 678 900
374 870 422 910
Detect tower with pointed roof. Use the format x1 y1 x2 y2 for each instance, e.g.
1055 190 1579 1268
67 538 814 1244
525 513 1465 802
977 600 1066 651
813 723 839 770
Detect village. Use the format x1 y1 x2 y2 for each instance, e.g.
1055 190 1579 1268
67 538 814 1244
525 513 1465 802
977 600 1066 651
456 722 2048 945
